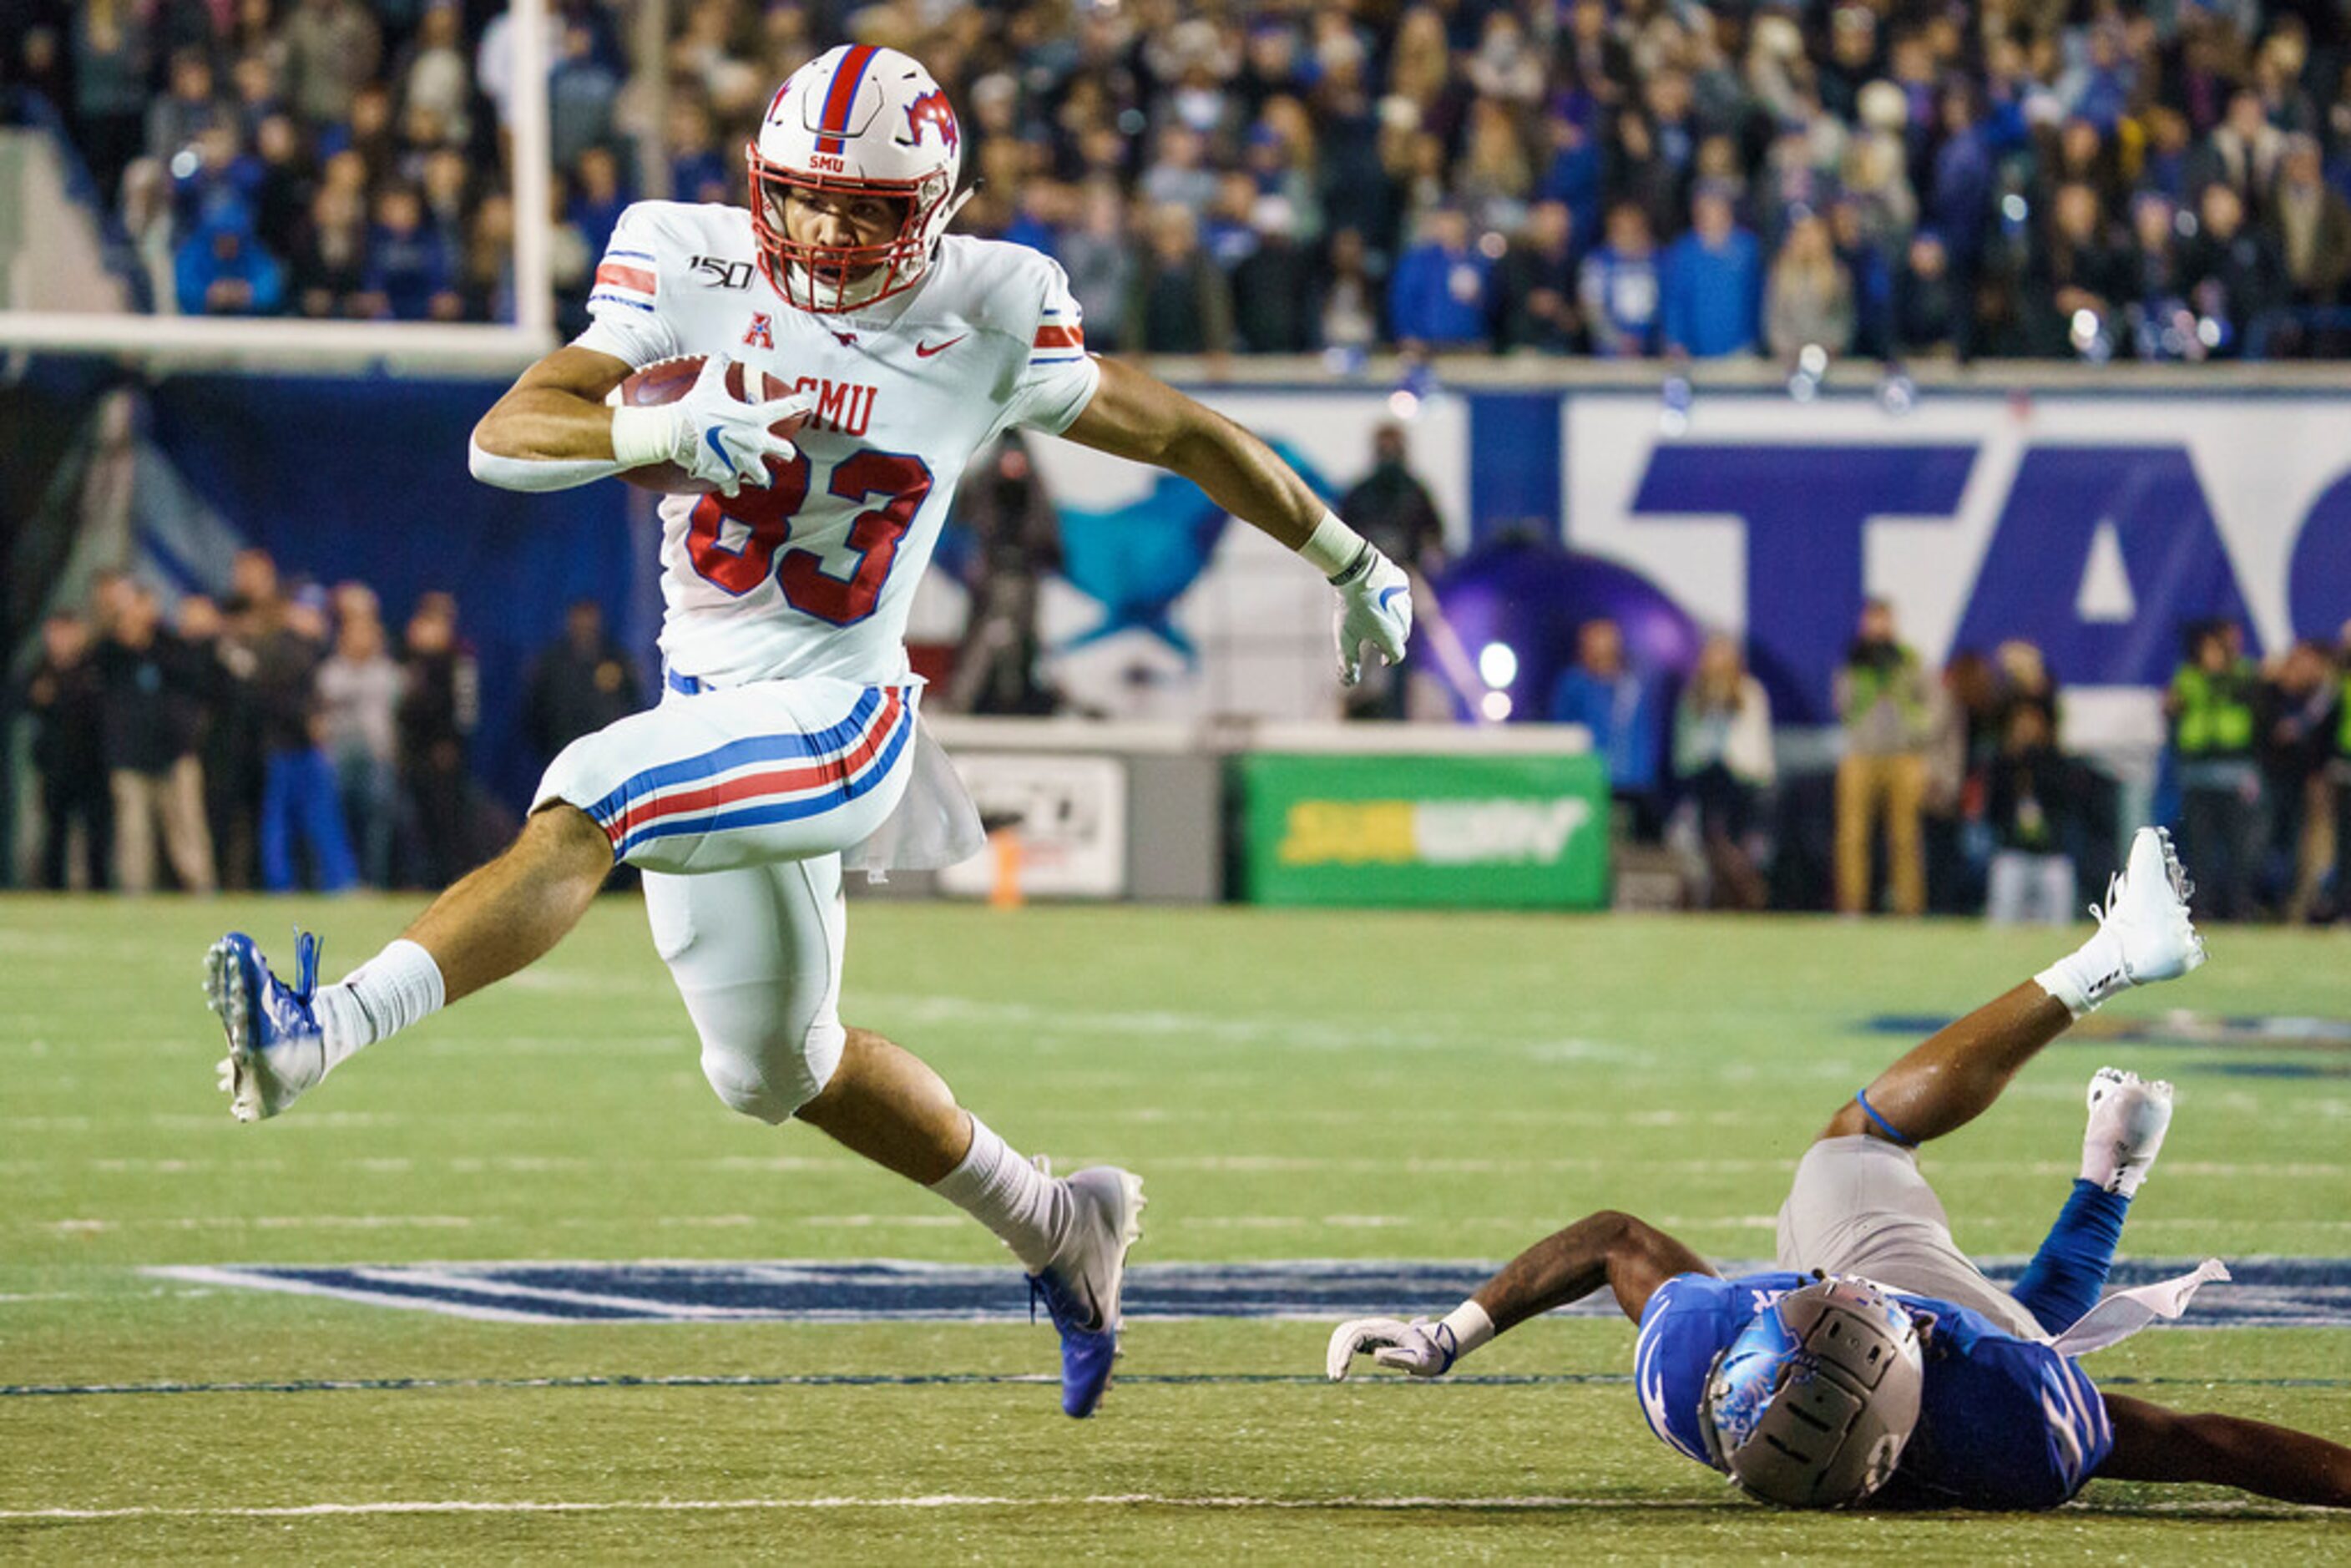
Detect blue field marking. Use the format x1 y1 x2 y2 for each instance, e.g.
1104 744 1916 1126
147 1258 2351 1328
9 1371 2351 1401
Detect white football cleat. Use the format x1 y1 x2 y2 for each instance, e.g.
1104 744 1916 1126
2083 1067 2173 1196
1027 1165 1145 1418
207 931 330 1122
2088 827 2207 989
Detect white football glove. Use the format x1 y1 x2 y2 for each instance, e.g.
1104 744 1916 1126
660 354 814 497
1326 1316 1459 1381
1331 549 1413 686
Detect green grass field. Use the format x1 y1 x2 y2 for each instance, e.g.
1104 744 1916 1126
3 895 2348 1563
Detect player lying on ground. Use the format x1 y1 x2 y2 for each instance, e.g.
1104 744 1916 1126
200 43 1413 1420
1331 828 2351 1509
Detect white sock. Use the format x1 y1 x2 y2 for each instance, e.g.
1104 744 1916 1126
931 1115 1071 1274
313 939 447 1068
2034 923 2130 1019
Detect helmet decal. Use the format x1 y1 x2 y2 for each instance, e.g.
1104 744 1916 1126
903 89 959 152
812 43 881 156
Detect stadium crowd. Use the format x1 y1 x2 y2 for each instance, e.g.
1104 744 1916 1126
17 548 641 893
1548 588 2351 922
6 0 2351 357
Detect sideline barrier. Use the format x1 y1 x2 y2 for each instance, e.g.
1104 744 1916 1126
902 718 1596 908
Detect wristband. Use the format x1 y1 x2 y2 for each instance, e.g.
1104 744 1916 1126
1435 1300 1496 1368
609 403 680 468
1300 510 1373 582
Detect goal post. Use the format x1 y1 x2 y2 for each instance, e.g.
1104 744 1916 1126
0 0 559 374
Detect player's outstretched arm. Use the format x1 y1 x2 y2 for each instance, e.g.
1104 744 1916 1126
1061 358 1412 685
1327 1210 1713 1380
2101 1393 2351 1506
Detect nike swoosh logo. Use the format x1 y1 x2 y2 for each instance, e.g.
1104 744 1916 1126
702 426 731 468
914 335 966 357
1377 584 1404 612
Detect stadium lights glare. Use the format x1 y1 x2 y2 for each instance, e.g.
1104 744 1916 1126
1479 641 1519 690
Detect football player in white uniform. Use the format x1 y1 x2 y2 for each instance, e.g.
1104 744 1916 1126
203 43 1413 1419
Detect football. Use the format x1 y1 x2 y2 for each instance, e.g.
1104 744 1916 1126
608 355 807 494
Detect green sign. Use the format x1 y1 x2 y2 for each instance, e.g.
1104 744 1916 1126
1237 751 1610 908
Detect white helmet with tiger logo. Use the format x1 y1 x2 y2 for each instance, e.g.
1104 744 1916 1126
747 43 970 313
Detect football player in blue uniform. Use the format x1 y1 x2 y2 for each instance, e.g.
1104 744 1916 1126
1329 828 2351 1510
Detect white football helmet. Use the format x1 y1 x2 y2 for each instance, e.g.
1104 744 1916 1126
748 43 970 313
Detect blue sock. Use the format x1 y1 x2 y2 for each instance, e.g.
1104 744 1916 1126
2010 1179 2131 1334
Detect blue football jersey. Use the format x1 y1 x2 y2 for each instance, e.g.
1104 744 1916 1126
1633 1271 2114 1510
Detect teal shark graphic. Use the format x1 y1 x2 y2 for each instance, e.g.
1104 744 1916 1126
1054 441 1331 662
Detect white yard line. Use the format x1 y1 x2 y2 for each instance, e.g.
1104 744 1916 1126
143 1267 564 1325
0 1494 2332 1523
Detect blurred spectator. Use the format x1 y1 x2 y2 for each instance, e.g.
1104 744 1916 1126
1983 703 2077 925
2166 620 2264 920
1231 196 1320 352
171 124 264 234
1125 205 1231 356
1661 186 1761 358
72 0 154 202
147 47 232 170
1893 231 1964 359
1060 183 1135 352
1338 424 1446 579
317 594 404 888
291 152 372 317
523 599 640 761
2126 192 2196 360
251 115 311 250
361 185 462 321
1833 597 1933 916
2030 182 2131 357
1924 647 2001 914
1765 208 1855 360
947 437 1063 717
1319 228 1383 356
1496 199 1581 354
2188 89 2284 215
397 3 473 149
2268 138 2351 309
94 581 217 894
202 579 268 890
2262 640 2338 923
1579 202 1661 357
18 611 113 890
175 215 286 316
665 96 733 207
1673 633 1773 910
1388 207 1495 352
567 145 629 258
1336 423 1445 721
253 580 359 893
399 593 480 888
2184 184 2283 357
1549 617 1665 837
281 0 382 127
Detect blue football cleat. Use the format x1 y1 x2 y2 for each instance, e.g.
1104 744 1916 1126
1027 1166 1145 1418
206 930 327 1122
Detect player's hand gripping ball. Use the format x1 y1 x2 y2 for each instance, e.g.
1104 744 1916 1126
609 353 813 496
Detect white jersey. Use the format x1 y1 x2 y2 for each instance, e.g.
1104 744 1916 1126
575 201 1101 687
